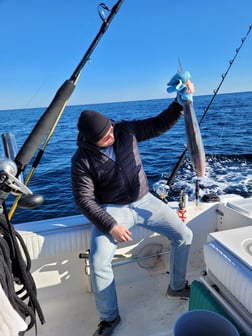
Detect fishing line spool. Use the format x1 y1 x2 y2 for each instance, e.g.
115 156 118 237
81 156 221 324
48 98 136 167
152 173 170 203
0 133 43 211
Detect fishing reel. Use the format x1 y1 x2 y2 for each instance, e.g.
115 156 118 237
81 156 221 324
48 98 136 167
153 174 170 203
0 133 43 212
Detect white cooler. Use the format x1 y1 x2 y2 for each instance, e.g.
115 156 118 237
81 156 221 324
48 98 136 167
203 226 252 335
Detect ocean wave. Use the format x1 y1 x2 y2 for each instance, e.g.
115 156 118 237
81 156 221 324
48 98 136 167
157 153 252 201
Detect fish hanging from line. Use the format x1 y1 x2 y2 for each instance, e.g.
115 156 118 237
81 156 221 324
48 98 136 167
183 99 206 177
167 71 206 177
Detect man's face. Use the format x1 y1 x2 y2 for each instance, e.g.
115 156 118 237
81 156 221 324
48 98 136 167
95 125 115 148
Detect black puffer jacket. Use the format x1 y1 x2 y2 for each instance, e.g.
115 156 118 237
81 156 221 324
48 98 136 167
71 101 183 233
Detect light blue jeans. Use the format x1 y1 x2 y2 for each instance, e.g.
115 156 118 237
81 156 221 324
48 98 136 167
89 192 193 321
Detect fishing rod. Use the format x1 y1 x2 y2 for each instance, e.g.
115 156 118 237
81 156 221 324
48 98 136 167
0 1 124 331
166 24 252 187
8 0 124 219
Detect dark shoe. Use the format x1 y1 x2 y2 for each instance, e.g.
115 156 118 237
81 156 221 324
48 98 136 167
166 282 190 300
93 315 121 336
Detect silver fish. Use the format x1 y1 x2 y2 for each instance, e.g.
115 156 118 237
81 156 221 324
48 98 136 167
183 101 206 177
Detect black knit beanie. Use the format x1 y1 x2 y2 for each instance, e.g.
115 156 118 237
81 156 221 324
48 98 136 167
77 110 112 143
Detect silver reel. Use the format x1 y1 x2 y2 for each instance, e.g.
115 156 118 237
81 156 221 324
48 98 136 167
0 133 43 210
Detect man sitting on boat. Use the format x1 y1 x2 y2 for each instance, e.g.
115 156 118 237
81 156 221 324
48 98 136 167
71 76 194 336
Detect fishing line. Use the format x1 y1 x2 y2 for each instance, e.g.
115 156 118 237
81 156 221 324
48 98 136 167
198 24 251 126
166 25 252 187
9 0 124 219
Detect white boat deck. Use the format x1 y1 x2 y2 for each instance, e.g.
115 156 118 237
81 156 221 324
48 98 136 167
18 195 252 336
26 254 192 336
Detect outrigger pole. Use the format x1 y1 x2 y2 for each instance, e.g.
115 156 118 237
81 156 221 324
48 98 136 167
166 24 252 187
9 0 124 219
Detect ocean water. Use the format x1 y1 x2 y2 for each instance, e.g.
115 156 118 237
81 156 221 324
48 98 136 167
0 91 251 224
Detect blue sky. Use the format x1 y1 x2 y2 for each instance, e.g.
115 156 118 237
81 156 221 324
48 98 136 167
0 0 251 110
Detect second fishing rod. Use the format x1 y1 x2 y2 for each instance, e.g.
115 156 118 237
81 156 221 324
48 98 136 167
166 24 252 188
